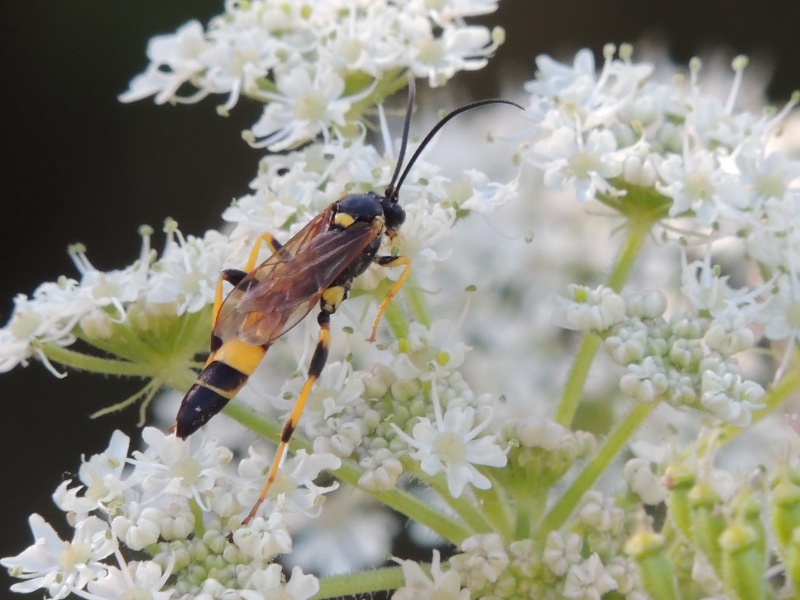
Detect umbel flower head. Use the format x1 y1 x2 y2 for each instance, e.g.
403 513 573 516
6 1 800 598
119 0 503 149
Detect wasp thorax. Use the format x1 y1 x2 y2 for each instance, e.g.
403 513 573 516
335 193 383 225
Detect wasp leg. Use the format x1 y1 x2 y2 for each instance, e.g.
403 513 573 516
241 310 331 526
244 233 283 272
369 255 412 342
172 233 285 436
204 234 284 366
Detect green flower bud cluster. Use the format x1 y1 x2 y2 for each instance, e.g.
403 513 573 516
630 458 800 599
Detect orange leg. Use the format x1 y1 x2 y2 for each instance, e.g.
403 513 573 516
241 311 331 526
369 255 412 342
203 233 283 367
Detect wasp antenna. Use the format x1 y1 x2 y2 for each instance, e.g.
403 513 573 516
391 97 524 202
385 76 417 202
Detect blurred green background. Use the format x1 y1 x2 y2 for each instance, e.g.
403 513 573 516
2 0 800 590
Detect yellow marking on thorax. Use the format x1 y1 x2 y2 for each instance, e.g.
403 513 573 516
322 286 346 311
214 339 267 375
334 213 355 228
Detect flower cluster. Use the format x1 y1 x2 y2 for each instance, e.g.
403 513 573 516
2 428 331 598
6 2 800 599
556 285 765 426
522 44 800 379
394 492 638 600
119 0 502 149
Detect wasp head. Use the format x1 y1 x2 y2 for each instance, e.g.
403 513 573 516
380 196 405 236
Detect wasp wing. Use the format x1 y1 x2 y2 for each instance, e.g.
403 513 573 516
213 212 382 347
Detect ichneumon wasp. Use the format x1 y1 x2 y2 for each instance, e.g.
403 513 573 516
175 76 522 526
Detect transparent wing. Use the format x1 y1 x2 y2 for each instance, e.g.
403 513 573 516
213 212 381 346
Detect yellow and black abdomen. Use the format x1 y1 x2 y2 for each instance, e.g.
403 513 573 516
175 337 269 439
175 362 247 438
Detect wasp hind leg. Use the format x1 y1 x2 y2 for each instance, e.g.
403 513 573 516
369 255 412 342
241 310 331 526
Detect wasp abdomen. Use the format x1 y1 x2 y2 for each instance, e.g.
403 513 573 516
175 361 249 438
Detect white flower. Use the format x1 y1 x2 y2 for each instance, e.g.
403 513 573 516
394 549 469 600
53 429 130 516
242 564 319 600
554 284 627 331
231 513 293 562
118 20 210 105
393 394 507 497
387 194 457 277
358 448 404 491
623 457 668 505
120 0 502 131
680 250 764 320
562 554 618 600
577 491 625 535
2 514 116 600
247 66 353 151
700 368 765 426
390 320 469 380
271 361 365 436
543 531 583 577
110 504 163 551
129 427 232 510
760 277 800 342
530 126 624 202
451 533 509 585
408 24 497 87
657 150 725 221
86 556 174 600
237 448 341 518
619 356 669 403
144 225 229 315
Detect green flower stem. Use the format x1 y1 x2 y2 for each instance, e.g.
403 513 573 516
553 335 602 427
371 273 430 341
315 566 406 599
717 364 800 446
37 342 160 377
383 300 410 341
554 221 650 427
222 398 286 443
474 472 515 540
222 399 472 544
169 366 200 392
344 68 407 119
414 464 496 536
188 498 206 538
538 400 657 537
403 275 432 328
605 220 651 292
512 487 548 541
333 456 473 544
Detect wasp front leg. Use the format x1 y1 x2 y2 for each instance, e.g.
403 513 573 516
369 255 412 342
241 310 332 526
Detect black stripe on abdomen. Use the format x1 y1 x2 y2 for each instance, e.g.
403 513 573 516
175 361 249 438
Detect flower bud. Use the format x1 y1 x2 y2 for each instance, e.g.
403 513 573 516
770 480 800 551
624 530 679 600
664 463 694 542
719 523 766 600
688 481 725 572
783 528 800 592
